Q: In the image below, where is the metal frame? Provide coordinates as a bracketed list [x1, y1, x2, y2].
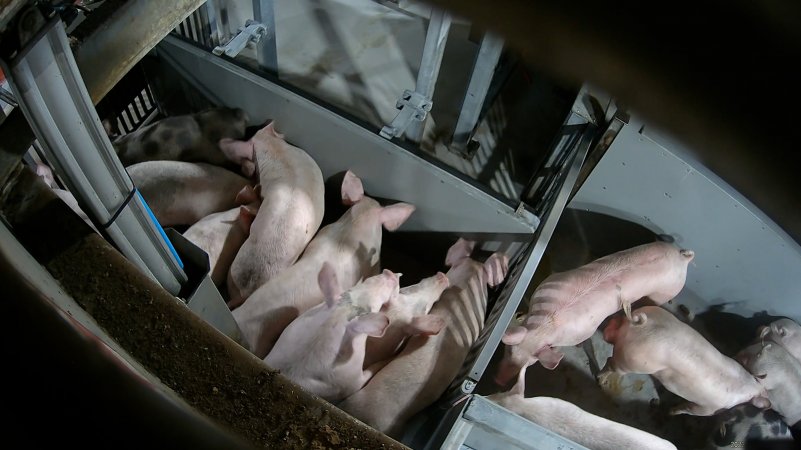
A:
[449, 32, 504, 158]
[404, 7, 451, 143]
[440, 111, 594, 404]
[252, 0, 277, 73]
[430, 395, 588, 450]
[1, 17, 187, 295]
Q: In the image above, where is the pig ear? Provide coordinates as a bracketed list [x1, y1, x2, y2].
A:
[348, 313, 389, 337]
[537, 347, 564, 370]
[502, 325, 527, 345]
[265, 121, 285, 139]
[318, 262, 342, 306]
[405, 315, 446, 336]
[380, 203, 415, 231]
[445, 238, 475, 267]
[341, 170, 364, 205]
[238, 205, 258, 231]
[235, 185, 259, 205]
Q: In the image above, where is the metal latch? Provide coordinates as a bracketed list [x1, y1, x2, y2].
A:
[380, 89, 433, 140]
[212, 20, 269, 58]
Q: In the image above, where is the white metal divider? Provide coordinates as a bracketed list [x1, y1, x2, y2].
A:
[1, 17, 187, 295]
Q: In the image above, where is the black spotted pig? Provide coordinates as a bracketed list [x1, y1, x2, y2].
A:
[231, 171, 414, 357]
[337, 239, 509, 437]
[127, 161, 250, 227]
[113, 107, 249, 167]
[712, 405, 794, 448]
[183, 192, 261, 286]
[487, 373, 677, 450]
[737, 342, 801, 426]
[363, 271, 450, 368]
[224, 122, 325, 305]
[495, 242, 694, 385]
[600, 306, 770, 416]
[264, 264, 398, 403]
[759, 318, 801, 364]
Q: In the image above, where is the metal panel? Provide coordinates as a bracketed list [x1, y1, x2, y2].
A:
[3, 18, 186, 295]
[436, 396, 588, 450]
[571, 120, 801, 323]
[441, 115, 594, 402]
[157, 35, 537, 234]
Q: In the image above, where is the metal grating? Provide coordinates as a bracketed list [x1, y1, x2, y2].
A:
[173, 7, 213, 48]
[95, 64, 159, 136]
[439, 114, 596, 406]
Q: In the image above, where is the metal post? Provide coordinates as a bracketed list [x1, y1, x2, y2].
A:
[405, 8, 451, 143]
[450, 32, 504, 157]
[205, 0, 230, 46]
[252, 0, 278, 74]
[2, 18, 187, 295]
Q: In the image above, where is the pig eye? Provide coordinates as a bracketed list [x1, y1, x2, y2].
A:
[779, 328, 786, 336]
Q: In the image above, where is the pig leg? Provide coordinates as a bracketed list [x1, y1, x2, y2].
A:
[359, 359, 391, 387]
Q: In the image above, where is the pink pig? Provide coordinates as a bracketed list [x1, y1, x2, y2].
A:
[127, 161, 250, 227]
[264, 264, 398, 403]
[223, 122, 325, 305]
[183, 188, 261, 286]
[758, 318, 801, 364]
[736, 342, 801, 426]
[231, 171, 414, 357]
[337, 239, 509, 437]
[600, 306, 770, 416]
[363, 272, 450, 368]
[488, 372, 677, 450]
[495, 241, 694, 385]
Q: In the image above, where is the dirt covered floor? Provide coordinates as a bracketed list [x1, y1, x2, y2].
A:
[1, 167, 406, 450]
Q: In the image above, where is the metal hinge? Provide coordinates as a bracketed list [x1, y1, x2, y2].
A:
[212, 20, 269, 58]
[379, 89, 433, 140]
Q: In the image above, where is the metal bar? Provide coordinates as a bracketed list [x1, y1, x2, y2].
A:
[450, 33, 504, 157]
[459, 114, 593, 392]
[73, 0, 205, 104]
[252, 0, 278, 74]
[2, 18, 186, 295]
[405, 8, 451, 143]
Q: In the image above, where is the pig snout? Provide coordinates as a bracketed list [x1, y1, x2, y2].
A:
[494, 356, 524, 387]
[434, 271, 450, 288]
[680, 249, 695, 260]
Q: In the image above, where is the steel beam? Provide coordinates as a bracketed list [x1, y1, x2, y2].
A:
[252, 0, 277, 74]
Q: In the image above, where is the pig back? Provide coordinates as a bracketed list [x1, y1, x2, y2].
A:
[128, 161, 249, 226]
[613, 307, 765, 411]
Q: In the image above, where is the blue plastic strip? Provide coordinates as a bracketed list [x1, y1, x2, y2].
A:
[135, 189, 184, 269]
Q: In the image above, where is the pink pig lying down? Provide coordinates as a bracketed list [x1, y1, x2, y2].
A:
[758, 318, 801, 364]
[183, 188, 262, 286]
[223, 122, 325, 305]
[363, 272, 450, 368]
[487, 371, 677, 450]
[601, 306, 770, 416]
[264, 264, 399, 403]
[126, 161, 251, 227]
[338, 239, 509, 437]
[231, 171, 415, 357]
[495, 241, 694, 385]
[736, 342, 801, 426]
